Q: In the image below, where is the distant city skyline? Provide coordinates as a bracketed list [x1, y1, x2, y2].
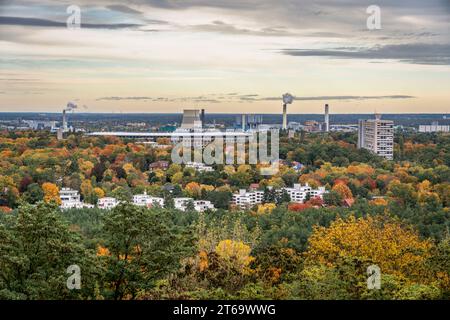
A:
[1, 0, 449, 113]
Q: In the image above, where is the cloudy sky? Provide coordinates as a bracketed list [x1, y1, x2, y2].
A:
[1, 0, 449, 113]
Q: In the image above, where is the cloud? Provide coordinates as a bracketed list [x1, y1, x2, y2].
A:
[0, 16, 143, 29]
[281, 43, 450, 65]
[96, 94, 415, 103]
[261, 95, 415, 101]
[96, 96, 153, 101]
[106, 5, 143, 15]
[189, 20, 291, 36]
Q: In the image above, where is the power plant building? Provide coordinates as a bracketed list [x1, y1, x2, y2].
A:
[181, 109, 202, 130]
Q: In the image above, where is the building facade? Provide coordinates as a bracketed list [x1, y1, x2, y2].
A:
[97, 197, 119, 210]
[358, 114, 394, 160]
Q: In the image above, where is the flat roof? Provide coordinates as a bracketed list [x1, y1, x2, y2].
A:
[87, 131, 252, 137]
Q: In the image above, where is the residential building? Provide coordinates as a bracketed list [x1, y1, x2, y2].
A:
[133, 192, 164, 207]
[60, 187, 80, 203]
[174, 197, 194, 211]
[358, 114, 394, 160]
[173, 198, 215, 212]
[185, 161, 214, 172]
[149, 160, 170, 171]
[193, 200, 215, 212]
[281, 183, 326, 203]
[232, 189, 264, 208]
[232, 183, 327, 208]
[97, 197, 119, 210]
[418, 122, 449, 133]
[59, 188, 94, 209]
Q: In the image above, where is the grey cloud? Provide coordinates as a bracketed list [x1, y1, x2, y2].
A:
[106, 5, 143, 14]
[0, 16, 143, 29]
[281, 43, 450, 65]
[190, 20, 291, 36]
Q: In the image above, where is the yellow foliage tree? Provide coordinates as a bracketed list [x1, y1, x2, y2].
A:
[42, 182, 61, 205]
[256, 203, 277, 215]
[215, 239, 255, 275]
[80, 179, 93, 199]
[93, 187, 105, 199]
[305, 216, 433, 279]
[171, 171, 184, 184]
[77, 159, 94, 177]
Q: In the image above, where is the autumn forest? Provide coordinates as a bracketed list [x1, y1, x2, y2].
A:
[0, 130, 449, 300]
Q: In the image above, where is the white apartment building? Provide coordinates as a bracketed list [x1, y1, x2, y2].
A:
[193, 200, 215, 212]
[185, 161, 214, 172]
[419, 122, 449, 133]
[97, 197, 119, 210]
[232, 189, 264, 209]
[132, 192, 165, 207]
[59, 188, 94, 209]
[358, 114, 394, 160]
[232, 184, 327, 208]
[280, 183, 326, 203]
[173, 198, 215, 212]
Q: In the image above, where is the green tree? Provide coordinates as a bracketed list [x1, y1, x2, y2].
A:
[0, 202, 97, 299]
[99, 203, 194, 299]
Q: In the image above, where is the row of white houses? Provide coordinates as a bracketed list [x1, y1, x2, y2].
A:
[60, 183, 327, 212]
[59, 188, 215, 212]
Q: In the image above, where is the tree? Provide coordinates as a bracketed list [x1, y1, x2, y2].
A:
[23, 183, 44, 204]
[332, 182, 353, 199]
[305, 216, 433, 280]
[256, 203, 276, 215]
[206, 190, 232, 209]
[215, 240, 254, 275]
[276, 189, 291, 205]
[185, 182, 202, 198]
[263, 188, 277, 204]
[387, 181, 417, 207]
[92, 162, 106, 182]
[0, 202, 98, 299]
[42, 182, 61, 205]
[323, 190, 343, 206]
[99, 203, 194, 299]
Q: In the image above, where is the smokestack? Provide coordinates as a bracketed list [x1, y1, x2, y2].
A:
[242, 114, 246, 131]
[325, 104, 329, 132]
[201, 109, 205, 127]
[62, 109, 67, 131]
[282, 104, 287, 130]
[282, 93, 293, 130]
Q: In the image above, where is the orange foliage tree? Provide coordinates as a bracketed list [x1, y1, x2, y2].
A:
[42, 182, 61, 205]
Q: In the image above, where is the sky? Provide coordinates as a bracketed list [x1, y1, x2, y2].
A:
[0, 0, 449, 114]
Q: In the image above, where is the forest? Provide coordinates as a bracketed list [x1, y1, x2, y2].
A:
[0, 129, 449, 300]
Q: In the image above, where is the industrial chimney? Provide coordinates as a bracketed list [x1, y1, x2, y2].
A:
[62, 109, 67, 131]
[242, 114, 246, 131]
[282, 93, 294, 130]
[324, 104, 330, 132]
[201, 109, 205, 128]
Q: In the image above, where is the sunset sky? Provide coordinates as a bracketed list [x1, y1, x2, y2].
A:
[1, 0, 449, 114]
